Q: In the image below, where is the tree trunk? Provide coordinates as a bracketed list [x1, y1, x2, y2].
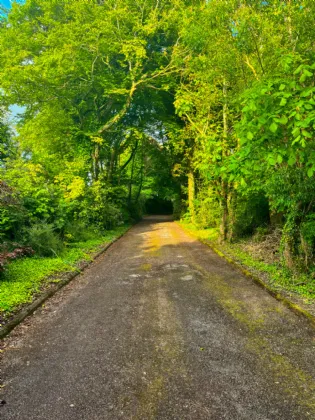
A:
[188, 170, 196, 224]
[227, 189, 237, 242]
[220, 80, 229, 241]
[220, 185, 229, 241]
[282, 211, 299, 270]
[283, 234, 296, 270]
[92, 143, 100, 181]
[135, 166, 143, 203]
[108, 148, 116, 183]
[128, 153, 136, 206]
[135, 144, 144, 203]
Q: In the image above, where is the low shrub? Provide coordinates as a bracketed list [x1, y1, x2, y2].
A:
[25, 223, 64, 257]
[63, 221, 99, 243]
[229, 193, 270, 239]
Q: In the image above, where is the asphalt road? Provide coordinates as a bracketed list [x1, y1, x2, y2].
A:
[1, 216, 315, 419]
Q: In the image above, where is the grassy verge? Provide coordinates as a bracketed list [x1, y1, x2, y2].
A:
[0, 225, 129, 317]
[180, 222, 315, 304]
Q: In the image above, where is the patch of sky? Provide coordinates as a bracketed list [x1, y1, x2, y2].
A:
[231, 20, 238, 38]
[9, 104, 25, 119]
[0, 0, 11, 8]
[0, 1, 26, 126]
[5, 105, 25, 132]
[0, 0, 24, 8]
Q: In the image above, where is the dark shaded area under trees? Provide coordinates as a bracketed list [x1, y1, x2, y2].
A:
[145, 197, 173, 215]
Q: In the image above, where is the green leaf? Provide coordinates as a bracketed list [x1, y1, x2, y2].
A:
[279, 116, 288, 125]
[279, 84, 285, 91]
[302, 130, 312, 138]
[300, 73, 307, 83]
[294, 64, 303, 75]
[269, 122, 278, 133]
[292, 127, 300, 137]
[304, 69, 313, 78]
[288, 155, 296, 166]
[292, 135, 301, 145]
[247, 132, 254, 140]
[300, 88, 313, 97]
[307, 168, 314, 178]
[280, 98, 287, 106]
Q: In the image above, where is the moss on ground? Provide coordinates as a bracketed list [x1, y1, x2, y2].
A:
[192, 259, 315, 414]
[180, 222, 315, 302]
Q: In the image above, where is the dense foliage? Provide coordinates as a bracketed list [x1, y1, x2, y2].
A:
[0, 0, 182, 259]
[1, 0, 315, 275]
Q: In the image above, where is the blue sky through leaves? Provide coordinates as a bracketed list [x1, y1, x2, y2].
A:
[0, 0, 12, 7]
[0, 1, 25, 8]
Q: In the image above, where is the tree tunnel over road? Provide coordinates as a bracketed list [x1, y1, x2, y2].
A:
[145, 196, 173, 215]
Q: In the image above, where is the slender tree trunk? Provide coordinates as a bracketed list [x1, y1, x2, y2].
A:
[300, 231, 312, 270]
[92, 143, 100, 181]
[286, 0, 293, 43]
[220, 81, 229, 241]
[220, 186, 229, 241]
[135, 165, 143, 203]
[135, 144, 144, 203]
[227, 189, 237, 242]
[282, 206, 301, 270]
[128, 153, 136, 206]
[188, 170, 196, 224]
[283, 231, 296, 270]
[108, 148, 116, 183]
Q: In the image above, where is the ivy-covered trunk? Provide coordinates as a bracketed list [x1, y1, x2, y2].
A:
[220, 81, 229, 241]
[92, 143, 100, 181]
[227, 188, 237, 242]
[281, 210, 300, 271]
[188, 170, 196, 224]
[220, 184, 229, 241]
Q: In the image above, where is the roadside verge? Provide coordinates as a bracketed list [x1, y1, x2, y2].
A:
[0, 225, 132, 339]
[179, 223, 315, 326]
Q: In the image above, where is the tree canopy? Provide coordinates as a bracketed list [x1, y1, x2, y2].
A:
[1, 0, 315, 271]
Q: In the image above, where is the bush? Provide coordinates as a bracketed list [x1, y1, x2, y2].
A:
[63, 221, 99, 243]
[78, 180, 125, 229]
[229, 193, 270, 239]
[0, 180, 25, 240]
[25, 223, 64, 257]
[127, 201, 143, 222]
[194, 186, 221, 229]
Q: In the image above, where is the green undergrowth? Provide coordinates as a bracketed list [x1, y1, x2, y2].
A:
[0, 225, 129, 316]
[180, 222, 315, 303]
[179, 222, 220, 242]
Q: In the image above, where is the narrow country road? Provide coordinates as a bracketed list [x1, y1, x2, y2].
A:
[1, 216, 315, 420]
